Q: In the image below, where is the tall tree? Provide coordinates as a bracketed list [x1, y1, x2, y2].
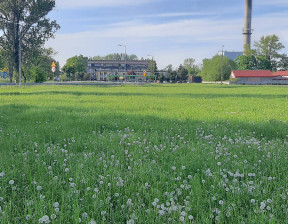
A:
[183, 58, 201, 76]
[0, 0, 60, 82]
[200, 55, 236, 81]
[148, 59, 157, 75]
[254, 34, 285, 71]
[183, 58, 195, 75]
[63, 55, 88, 81]
[176, 64, 188, 82]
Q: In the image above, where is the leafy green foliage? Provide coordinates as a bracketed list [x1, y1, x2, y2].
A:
[236, 34, 286, 71]
[200, 55, 236, 81]
[183, 58, 200, 76]
[92, 53, 139, 61]
[62, 55, 88, 80]
[30, 66, 46, 83]
[148, 59, 157, 76]
[254, 34, 285, 71]
[0, 0, 60, 81]
[176, 64, 188, 82]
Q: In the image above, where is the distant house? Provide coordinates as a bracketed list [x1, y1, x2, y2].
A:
[230, 70, 288, 85]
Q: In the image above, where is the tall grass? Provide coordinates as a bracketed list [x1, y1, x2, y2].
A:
[0, 84, 288, 223]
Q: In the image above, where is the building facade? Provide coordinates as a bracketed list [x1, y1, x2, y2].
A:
[230, 70, 288, 85]
[87, 60, 153, 81]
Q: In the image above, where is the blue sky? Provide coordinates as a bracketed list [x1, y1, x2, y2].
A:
[46, 0, 288, 69]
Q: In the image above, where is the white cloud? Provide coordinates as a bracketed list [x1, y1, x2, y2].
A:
[56, 0, 162, 9]
[46, 17, 242, 69]
[46, 1, 288, 70]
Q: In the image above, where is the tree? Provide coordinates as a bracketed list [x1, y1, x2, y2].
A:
[278, 54, 288, 71]
[184, 58, 196, 76]
[235, 55, 257, 70]
[148, 59, 157, 76]
[128, 54, 138, 60]
[254, 34, 285, 71]
[200, 55, 236, 81]
[0, 0, 60, 82]
[92, 54, 139, 61]
[63, 55, 88, 81]
[176, 64, 188, 82]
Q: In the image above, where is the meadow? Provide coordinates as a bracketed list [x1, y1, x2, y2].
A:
[0, 84, 288, 223]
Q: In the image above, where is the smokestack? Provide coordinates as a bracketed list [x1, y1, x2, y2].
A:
[243, 0, 252, 52]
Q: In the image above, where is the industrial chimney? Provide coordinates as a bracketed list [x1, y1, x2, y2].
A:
[243, 0, 252, 52]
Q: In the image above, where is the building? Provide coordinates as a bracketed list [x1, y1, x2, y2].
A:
[230, 70, 288, 85]
[273, 71, 288, 78]
[224, 51, 243, 61]
[87, 60, 155, 82]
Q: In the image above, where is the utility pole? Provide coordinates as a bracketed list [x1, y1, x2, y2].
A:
[118, 44, 127, 82]
[19, 29, 21, 87]
[147, 54, 154, 82]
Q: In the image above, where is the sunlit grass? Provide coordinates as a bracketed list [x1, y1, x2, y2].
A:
[0, 84, 288, 223]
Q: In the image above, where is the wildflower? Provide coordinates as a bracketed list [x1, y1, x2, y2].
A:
[82, 212, 88, 219]
[70, 183, 76, 188]
[188, 215, 194, 220]
[26, 215, 31, 220]
[127, 199, 133, 206]
[0, 172, 4, 177]
[266, 206, 271, 211]
[36, 186, 43, 191]
[179, 216, 185, 222]
[53, 202, 59, 208]
[171, 166, 176, 170]
[159, 210, 165, 215]
[65, 168, 69, 173]
[89, 220, 97, 224]
[260, 202, 266, 210]
[0, 197, 3, 202]
[267, 199, 272, 204]
[40, 195, 45, 200]
[51, 214, 57, 220]
[181, 211, 187, 216]
[250, 199, 255, 203]
[9, 180, 14, 185]
[38, 215, 50, 223]
[219, 200, 224, 205]
[217, 162, 221, 166]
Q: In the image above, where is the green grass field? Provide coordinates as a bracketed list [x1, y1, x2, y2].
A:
[0, 84, 288, 223]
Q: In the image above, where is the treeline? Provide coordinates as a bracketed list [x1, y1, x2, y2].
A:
[200, 34, 288, 81]
[61, 34, 288, 83]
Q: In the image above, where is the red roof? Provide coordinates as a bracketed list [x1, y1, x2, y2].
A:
[231, 70, 274, 78]
[273, 71, 288, 77]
